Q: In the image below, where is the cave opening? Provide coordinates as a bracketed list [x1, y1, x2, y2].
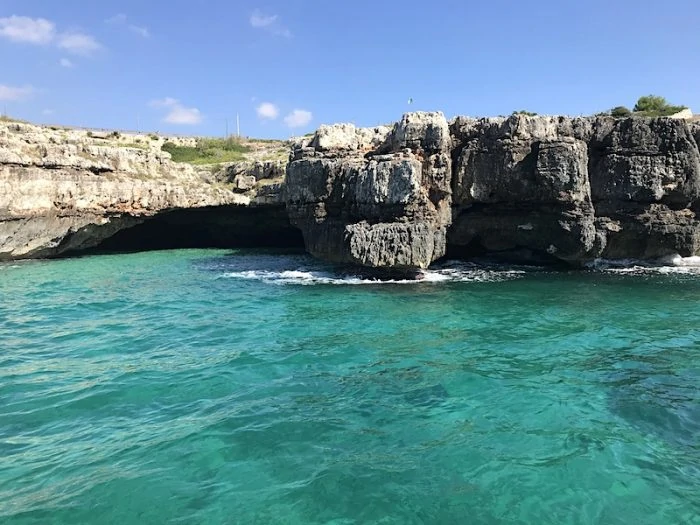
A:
[72, 205, 305, 255]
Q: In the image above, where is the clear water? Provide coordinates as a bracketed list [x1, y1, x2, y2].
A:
[1, 249, 699, 524]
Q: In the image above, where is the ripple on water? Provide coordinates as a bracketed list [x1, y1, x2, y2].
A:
[1, 249, 700, 524]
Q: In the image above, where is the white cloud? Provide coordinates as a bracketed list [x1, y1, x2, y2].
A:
[0, 15, 55, 44]
[59, 57, 74, 68]
[250, 10, 277, 28]
[256, 102, 279, 120]
[284, 109, 312, 128]
[150, 97, 202, 125]
[106, 13, 150, 38]
[0, 84, 35, 101]
[57, 32, 102, 55]
[164, 106, 202, 125]
[250, 9, 291, 37]
[0, 16, 102, 56]
[42, 109, 55, 115]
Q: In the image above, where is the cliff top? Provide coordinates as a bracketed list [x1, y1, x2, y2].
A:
[0, 116, 289, 166]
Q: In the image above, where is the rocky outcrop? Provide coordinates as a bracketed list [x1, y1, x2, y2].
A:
[0, 122, 285, 259]
[447, 115, 700, 264]
[286, 113, 452, 272]
[3, 113, 700, 268]
[287, 113, 700, 269]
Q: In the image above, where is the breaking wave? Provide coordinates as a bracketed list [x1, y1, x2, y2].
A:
[203, 253, 527, 285]
[588, 254, 700, 275]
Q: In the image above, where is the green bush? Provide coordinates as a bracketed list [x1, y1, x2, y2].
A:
[513, 110, 538, 116]
[633, 95, 687, 117]
[610, 106, 632, 118]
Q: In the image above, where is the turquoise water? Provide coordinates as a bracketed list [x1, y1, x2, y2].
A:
[1, 249, 699, 524]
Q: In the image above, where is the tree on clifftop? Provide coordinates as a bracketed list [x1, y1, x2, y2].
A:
[633, 95, 687, 117]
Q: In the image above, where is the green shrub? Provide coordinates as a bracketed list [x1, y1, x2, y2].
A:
[87, 131, 93, 137]
[633, 95, 687, 117]
[513, 110, 538, 116]
[148, 134, 159, 140]
[610, 106, 632, 118]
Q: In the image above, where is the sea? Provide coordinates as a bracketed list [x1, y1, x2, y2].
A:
[1, 249, 699, 524]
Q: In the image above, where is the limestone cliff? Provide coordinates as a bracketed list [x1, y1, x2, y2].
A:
[0, 121, 286, 259]
[449, 115, 700, 263]
[2, 113, 699, 270]
[286, 114, 451, 270]
[288, 113, 700, 270]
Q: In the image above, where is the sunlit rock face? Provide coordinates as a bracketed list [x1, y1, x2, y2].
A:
[286, 112, 452, 272]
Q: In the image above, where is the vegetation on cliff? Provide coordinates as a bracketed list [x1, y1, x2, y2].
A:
[608, 95, 688, 118]
[161, 137, 252, 164]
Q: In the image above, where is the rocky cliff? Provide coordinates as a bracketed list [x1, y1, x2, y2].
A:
[0, 121, 290, 260]
[288, 113, 700, 271]
[2, 113, 699, 270]
[286, 114, 451, 270]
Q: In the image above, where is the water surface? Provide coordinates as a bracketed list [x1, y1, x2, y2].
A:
[1, 249, 699, 524]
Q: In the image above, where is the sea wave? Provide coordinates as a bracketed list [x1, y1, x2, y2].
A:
[219, 260, 526, 285]
[588, 254, 700, 275]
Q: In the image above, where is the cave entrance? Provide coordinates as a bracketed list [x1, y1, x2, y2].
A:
[75, 205, 305, 255]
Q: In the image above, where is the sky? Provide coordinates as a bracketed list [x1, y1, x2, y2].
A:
[1, 0, 699, 138]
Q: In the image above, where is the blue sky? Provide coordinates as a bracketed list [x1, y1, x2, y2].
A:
[1, 0, 698, 138]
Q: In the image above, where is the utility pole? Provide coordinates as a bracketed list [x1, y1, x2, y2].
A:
[236, 113, 240, 137]
[225, 118, 229, 138]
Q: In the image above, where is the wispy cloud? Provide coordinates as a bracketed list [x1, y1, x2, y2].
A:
[250, 11, 277, 28]
[0, 84, 36, 102]
[249, 9, 291, 38]
[57, 32, 102, 55]
[106, 13, 150, 38]
[0, 15, 102, 56]
[150, 97, 202, 125]
[42, 108, 55, 115]
[256, 102, 279, 120]
[284, 109, 312, 128]
[0, 15, 55, 44]
[59, 57, 74, 68]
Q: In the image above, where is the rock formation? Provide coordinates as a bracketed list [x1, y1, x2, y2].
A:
[286, 114, 452, 272]
[2, 113, 700, 269]
[449, 115, 700, 264]
[0, 121, 287, 260]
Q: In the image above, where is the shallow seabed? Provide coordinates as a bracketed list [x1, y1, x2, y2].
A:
[1, 249, 699, 524]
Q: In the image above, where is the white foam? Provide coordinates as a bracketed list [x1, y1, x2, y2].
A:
[589, 254, 700, 275]
[221, 261, 526, 286]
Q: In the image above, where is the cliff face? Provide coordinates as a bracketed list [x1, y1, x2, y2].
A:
[449, 116, 700, 263]
[0, 122, 288, 260]
[2, 114, 699, 268]
[287, 113, 700, 270]
[286, 114, 451, 270]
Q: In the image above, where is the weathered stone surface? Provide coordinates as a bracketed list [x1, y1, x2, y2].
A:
[448, 114, 700, 264]
[286, 112, 452, 272]
[4, 113, 700, 268]
[0, 121, 258, 259]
